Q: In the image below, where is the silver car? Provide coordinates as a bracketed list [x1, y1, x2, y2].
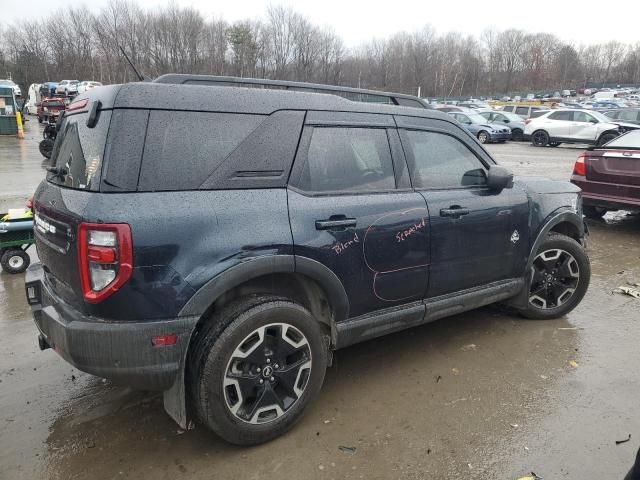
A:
[479, 111, 526, 141]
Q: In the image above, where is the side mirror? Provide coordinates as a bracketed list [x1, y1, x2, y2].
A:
[589, 118, 598, 124]
[504, 119, 510, 123]
[487, 165, 514, 192]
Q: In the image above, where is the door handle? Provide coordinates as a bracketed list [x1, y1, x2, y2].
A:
[440, 206, 470, 218]
[315, 217, 357, 230]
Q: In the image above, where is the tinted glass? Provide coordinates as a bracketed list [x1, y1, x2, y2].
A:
[618, 110, 640, 122]
[515, 107, 529, 115]
[139, 111, 264, 191]
[297, 128, 395, 192]
[573, 111, 595, 123]
[403, 130, 487, 189]
[549, 111, 573, 121]
[48, 111, 112, 191]
[502, 106, 514, 112]
[530, 110, 547, 119]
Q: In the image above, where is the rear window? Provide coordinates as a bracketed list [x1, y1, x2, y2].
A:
[604, 130, 640, 149]
[48, 111, 112, 191]
[515, 107, 529, 116]
[138, 111, 264, 191]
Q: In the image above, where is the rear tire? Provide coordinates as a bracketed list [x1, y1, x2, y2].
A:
[518, 233, 590, 320]
[1, 249, 30, 274]
[583, 205, 607, 219]
[188, 295, 328, 445]
[39, 139, 54, 159]
[549, 142, 561, 147]
[512, 128, 523, 141]
[532, 130, 549, 147]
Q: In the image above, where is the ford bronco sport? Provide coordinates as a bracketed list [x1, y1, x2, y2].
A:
[25, 78, 590, 445]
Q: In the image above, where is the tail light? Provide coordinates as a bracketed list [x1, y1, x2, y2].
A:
[78, 223, 133, 303]
[573, 154, 587, 176]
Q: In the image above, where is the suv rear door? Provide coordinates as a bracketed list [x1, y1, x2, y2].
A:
[396, 116, 530, 297]
[287, 112, 429, 318]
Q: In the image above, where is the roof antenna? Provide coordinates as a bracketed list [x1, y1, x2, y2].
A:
[119, 45, 145, 82]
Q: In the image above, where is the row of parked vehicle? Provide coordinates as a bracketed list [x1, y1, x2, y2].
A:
[435, 100, 640, 147]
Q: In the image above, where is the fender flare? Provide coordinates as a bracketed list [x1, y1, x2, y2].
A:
[525, 210, 585, 273]
[165, 254, 349, 428]
[507, 209, 585, 309]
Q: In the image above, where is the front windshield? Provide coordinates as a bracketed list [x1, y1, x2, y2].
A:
[501, 112, 522, 121]
[591, 111, 615, 122]
[466, 113, 490, 123]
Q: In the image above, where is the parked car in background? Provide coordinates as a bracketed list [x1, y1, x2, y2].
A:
[502, 104, 550, 119]
[570, 130, 640, 218]
[602, 108, 640, 125]
[479, 110, 526, 141]
[458, 100, 490, 109]
[434, 105, 474, 113]
[0, 79, 21, 96]
[524, 109, 640, 147]
[36, 98, 66, 123]
[55, 80, 80, 96]
[448, 111, 511, 143]
[77, 81, 103, 93]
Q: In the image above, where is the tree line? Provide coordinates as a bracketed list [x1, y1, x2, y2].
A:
[1, 1, 639, 98]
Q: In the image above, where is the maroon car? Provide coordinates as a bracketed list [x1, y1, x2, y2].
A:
[571, 130, 640, 218]
[37, 98, 66, 123]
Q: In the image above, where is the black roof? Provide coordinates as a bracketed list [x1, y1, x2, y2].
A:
[82, 82, 450, 122]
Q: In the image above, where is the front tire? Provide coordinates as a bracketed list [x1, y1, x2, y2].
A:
[518, 233, 590, 320]
[39, 139, 54, 159]
[532, 130, 549, 147]
[188, 295, 328, 445]
[512, 128, 523, 141]
[597, 132, 618, 146]
[477, 131, 489, 144]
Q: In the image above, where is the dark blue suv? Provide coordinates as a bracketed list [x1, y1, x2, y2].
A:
[25, 78, 590, 445]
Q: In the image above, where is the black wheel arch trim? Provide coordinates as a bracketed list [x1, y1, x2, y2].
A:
[506, 209, 585, 309]
[165, 254, 349, 428]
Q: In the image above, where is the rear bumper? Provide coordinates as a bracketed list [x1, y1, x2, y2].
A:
[571, 176, 640, 212]
[25, 263, 197, 390]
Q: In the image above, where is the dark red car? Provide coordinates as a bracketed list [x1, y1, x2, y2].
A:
[37, 98, 66, 123]
[571, 130, 640, 218]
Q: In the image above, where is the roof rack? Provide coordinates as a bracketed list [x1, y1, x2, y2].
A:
[153, 74, 432, 110]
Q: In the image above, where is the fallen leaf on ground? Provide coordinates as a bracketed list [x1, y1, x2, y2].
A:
[569, 360, 579, 368]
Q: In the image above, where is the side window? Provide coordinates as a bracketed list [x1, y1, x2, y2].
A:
[395, 97, 425, 109]
[494, 114, 506, 122]
[548, 111, 573, 121]
[457, 114, 471, 124]
[573, 112, 595, 123]
[138, 111, 264, 191]
[515, 106, 529, 116]
[503, 106, 514, 113]
[618, 110, 638, 122]
[403, 130, 487, 189]
[295, 127, 396, 193]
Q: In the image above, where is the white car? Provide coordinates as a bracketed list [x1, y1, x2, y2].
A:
[524, 109, 640, 147]
[77, 81, 103, 94]
[55, 80, 80, 96]
[0, 79, 21, 96]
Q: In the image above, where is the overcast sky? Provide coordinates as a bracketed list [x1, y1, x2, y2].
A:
[4, 0, 640, 47]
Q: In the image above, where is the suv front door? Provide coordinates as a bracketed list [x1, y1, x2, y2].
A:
[571, 111, 600, 142]
[287, 113, 430, 318]
[396, 118, 530, 298]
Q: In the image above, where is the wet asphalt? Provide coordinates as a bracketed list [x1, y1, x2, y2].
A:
[1, 120, 639, 479]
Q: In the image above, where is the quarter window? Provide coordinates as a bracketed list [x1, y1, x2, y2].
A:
[515, 107, 529, 116]
[403, 130, 487, 189]
[296, 127, 396, 192]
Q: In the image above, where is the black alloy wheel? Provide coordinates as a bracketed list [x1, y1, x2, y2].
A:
[528, 248, 580, 310]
